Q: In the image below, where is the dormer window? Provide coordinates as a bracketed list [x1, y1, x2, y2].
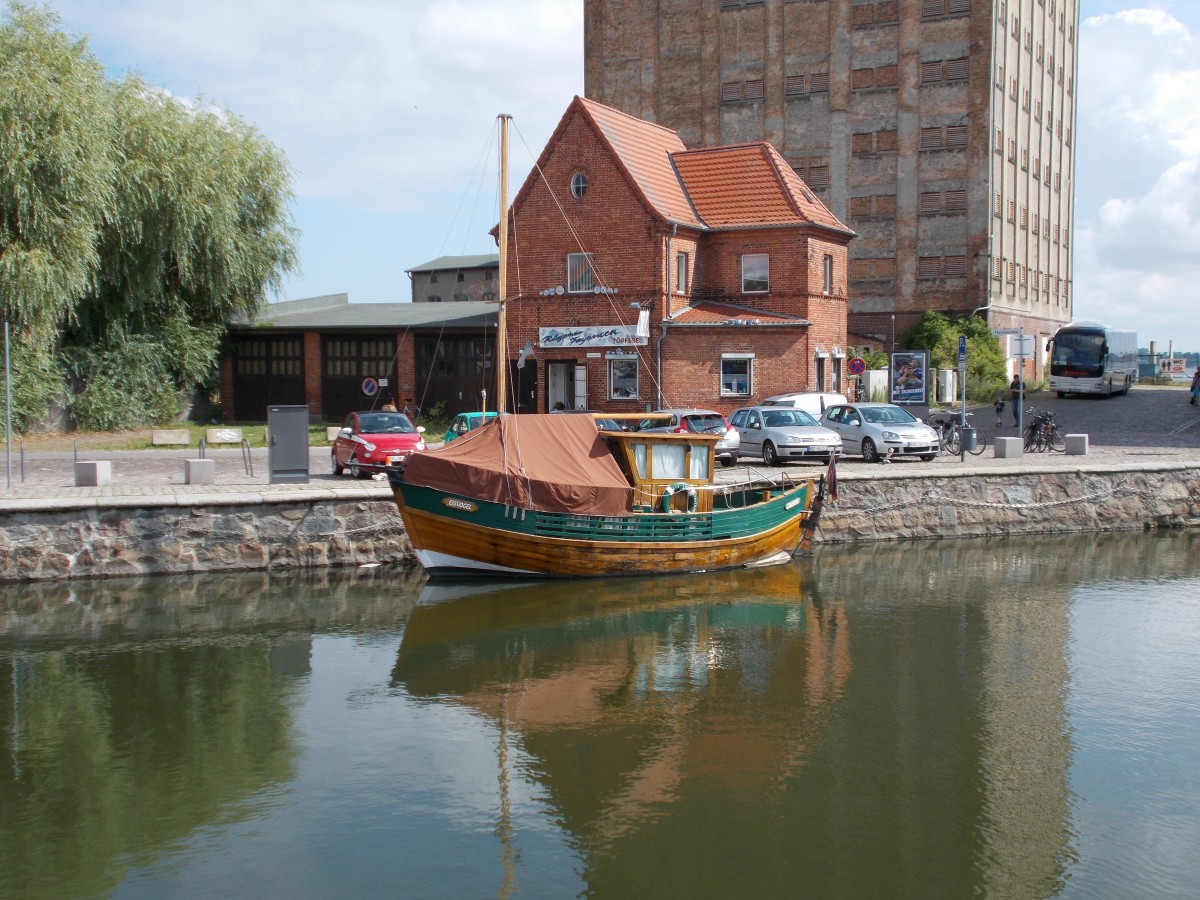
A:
[571, 172, 588, 198]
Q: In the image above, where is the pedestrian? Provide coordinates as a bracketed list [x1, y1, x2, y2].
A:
[994, 392, 1005, 427]
[1190, 370, 1200, 406]
[1009, 374, 1023, 426]
[380, 396, 397, 412]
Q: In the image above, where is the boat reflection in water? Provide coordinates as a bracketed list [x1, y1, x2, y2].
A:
[392, 553, 1073, 898]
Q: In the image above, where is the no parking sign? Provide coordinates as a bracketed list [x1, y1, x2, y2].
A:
[848, 357, 866, 376]
[361, 377, 379, 397]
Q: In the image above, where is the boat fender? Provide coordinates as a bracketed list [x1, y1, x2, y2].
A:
[660, 481, 698, 513]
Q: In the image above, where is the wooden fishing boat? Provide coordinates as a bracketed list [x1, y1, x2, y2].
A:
[390, 412, 824, 577]
[388, 114, 826, 578]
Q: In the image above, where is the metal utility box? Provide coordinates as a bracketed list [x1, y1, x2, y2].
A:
[268, 405, 310, 484]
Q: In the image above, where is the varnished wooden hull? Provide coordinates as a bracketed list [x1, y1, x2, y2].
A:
[391, 479, 821, 578]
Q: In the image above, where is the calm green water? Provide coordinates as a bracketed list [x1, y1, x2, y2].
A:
[2, 533, 1198, 899]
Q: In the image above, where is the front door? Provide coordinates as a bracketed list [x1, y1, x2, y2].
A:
[547, 361, 574, 411]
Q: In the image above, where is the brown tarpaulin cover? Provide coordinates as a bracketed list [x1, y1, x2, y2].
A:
[403, 414, 634, 515]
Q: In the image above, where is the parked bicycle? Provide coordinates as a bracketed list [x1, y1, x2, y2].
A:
[1022, 408, 1066, 452]
[930, 412, 987, 456]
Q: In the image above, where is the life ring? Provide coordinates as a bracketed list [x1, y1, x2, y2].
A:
[660, 481, 698, 513]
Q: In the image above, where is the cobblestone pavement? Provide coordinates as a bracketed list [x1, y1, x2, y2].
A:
[1, 386, 1198, 503]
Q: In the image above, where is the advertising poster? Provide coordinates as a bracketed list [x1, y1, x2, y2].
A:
[889, 351, 928, 404]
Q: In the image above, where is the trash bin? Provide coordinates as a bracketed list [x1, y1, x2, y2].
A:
[961, 427, 978, 453]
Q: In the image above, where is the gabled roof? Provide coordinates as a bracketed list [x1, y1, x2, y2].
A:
[575, 97, 703, 228]
[407, 254, 499, 274]
[518, 96, 851, 238]
[672, 143, 852, 235]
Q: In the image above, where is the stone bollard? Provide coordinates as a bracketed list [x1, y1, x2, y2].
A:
[1065, 433, 1089, 455]
[185, 458, 216, 485]
[994, 436, 1023, 459]
[74, 460, 112, 486]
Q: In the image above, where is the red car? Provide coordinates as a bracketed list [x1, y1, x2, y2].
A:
[331, 411, 426, 477]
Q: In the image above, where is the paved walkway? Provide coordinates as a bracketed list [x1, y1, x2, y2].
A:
[1, 386, 1197, 505]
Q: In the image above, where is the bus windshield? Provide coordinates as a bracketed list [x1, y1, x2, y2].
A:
[1050, 332, 1104, 375]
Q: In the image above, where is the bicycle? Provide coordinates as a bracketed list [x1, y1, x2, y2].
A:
[1022, 408, 1066, 452]
[931, 412, 987, 456]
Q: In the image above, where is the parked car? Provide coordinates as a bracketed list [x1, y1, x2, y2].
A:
[332, 411, 426, 477]
[443, 411, 500, 444]
[635, 408, 740, 466]
[729, 405, 842, 466]
[758, 391, 847, 418]
[550, 409, 629, 431]
[819, 402, 939, 463]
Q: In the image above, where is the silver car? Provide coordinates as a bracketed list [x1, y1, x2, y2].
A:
[729, 405, 842, 466]
[820, 402, 940, 463]
[636, 408, 740, 466]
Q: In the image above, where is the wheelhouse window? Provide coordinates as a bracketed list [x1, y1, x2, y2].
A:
[721, 355, 753, 397]
[741, 253, 769, 293]
[567, 252, 595, 293]
[609, 357, 638, 399]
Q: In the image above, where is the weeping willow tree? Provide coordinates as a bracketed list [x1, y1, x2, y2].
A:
[0, 2, 297, 432]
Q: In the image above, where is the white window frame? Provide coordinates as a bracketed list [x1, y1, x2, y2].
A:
[608, 356, 639, 400]
[567, 252, 595, 293]
[570, 172, 588, 198]
[823, 254, 834, 295]
[741, 253, 769, 293]
[720, 353, 754, 397]
[675, 251, 688, 294]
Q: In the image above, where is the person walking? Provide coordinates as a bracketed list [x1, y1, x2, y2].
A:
[1009, 374, 1023, 426]
[994, 392, 1006, 427]
[1190, 369, 1200, 406]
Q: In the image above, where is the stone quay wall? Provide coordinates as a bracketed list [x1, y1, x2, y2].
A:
[0, 461, 1197, 582]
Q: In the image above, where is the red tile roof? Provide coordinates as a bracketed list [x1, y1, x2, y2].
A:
[574, 97, 851, 237]
[673, 143, 851, 234]
[576, 98, 703, 228]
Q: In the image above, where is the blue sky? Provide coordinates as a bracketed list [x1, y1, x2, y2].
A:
[41, 0, 1200, 352]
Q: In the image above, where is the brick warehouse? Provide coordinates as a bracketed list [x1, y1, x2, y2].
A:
[500, 96, 854, 416]
[583, 0, 1079, 377]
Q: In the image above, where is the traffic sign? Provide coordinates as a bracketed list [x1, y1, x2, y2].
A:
[361, 377, 379, 397]
[848, 356, 866, 376]
[957, 335, 967, 362]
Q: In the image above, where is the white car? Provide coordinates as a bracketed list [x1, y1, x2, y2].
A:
[820, 402, 940, 463]
[729, 406, 842, 466]
[758, 391, 847, 419]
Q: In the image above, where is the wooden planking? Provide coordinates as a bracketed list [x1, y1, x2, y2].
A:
[398, 501, 807, 577]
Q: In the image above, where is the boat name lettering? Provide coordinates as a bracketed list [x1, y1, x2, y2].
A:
[442, 497, 478, 513]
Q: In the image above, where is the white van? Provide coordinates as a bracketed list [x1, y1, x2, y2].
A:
[758, 391, 847, 418]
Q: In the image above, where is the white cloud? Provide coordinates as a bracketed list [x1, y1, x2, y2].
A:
[1075, 5, 1200, 348]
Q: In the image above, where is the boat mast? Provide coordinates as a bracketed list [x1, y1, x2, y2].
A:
[495, 113, 511, 414]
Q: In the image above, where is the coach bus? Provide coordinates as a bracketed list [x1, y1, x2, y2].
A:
[1046, 322, 1139, 397]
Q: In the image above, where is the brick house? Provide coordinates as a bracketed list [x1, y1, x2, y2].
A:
[501, 96, 854, 415]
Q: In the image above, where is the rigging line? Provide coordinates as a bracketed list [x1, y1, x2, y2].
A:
[435, 120, 499, 262]
[509, 119, 666, 402]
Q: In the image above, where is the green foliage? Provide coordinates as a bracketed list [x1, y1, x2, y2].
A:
[0, 2, 113, 342]
[849, 346, 888, 370]
[0, 338, 61, 431]
[0, 3, 297, 433]
[63, 337, 183, 430]
[900, 311, 1009, 401]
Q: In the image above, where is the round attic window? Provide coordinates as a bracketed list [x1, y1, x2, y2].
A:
[570, 172, 588, 198]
